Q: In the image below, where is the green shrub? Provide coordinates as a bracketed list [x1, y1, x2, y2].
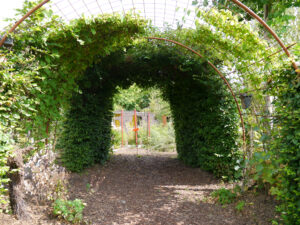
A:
[248, 68, 300, 224]
[111, 128, 122, 149]
[249, 151, 280, 190]
[113, 84, 151, 111]
[139, 123, 175, 152]
[53, 198, 85, 224]
[235, 200, 246, 212]
[211, 188, 237, 205]
[266, 69, 300, 224]
[0, 129, 13, 211]
[56, 68, 115, 172]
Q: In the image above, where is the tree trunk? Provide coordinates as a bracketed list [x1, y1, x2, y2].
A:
[7, 147, 33, 220]
[264, 4, 270, 21]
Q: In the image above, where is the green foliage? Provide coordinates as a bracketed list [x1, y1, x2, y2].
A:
[58, 41, 240, 179]
[52, 198, 85, 224]
[139, 123, 176, 152]
[206, 0, 299, 25]
[111, 128, 122, 149]
[1, 3, 272, 179]
[1, 2, 297, 222]
[266, 68, 300, 224]
[235, 200, 246, 212]
[56, 68, 115, 172]
[211, 188, 237, 205]
[0, 128, 13, 210]
[148, 89, 172, 122]
[114, 84, 151, 111]
[1, 1, 146, 144]
[247, 68, 300, 224]
[249, 151, 281, 190]
[1, 3, 146, 172]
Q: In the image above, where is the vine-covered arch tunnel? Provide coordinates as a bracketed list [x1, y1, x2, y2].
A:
[0, 1, 299, 223]
[57, 44, 240, 179]
[1, 0, 298, 76]
[1, 0, 297, 155]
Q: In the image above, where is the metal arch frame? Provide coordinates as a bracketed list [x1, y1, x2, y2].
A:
[0, 0, 297, 68]
[0, 0, 50, 47]
[229, 0, 299, 73]
[0, 0, 298, 146]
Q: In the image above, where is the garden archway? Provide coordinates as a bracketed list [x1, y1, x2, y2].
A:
[1, 1, 299, 223]
[1, 0, 298, 149]
[57, 44, 240, 179]
[1, 0, 298, 180]
[1, 0, 298, 154]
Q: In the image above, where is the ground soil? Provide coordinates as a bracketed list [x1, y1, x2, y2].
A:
[0, 148, 278, 225]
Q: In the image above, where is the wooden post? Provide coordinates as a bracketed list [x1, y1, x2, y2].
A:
[162, 115, 167, 126]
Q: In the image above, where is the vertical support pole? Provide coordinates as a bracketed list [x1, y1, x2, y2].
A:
[162, 115, 167, 126]
[121, 109, 124, 148]
[134, 109, 138, 148]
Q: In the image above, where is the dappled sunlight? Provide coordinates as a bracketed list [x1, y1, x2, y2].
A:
[63, 149, 277, 224]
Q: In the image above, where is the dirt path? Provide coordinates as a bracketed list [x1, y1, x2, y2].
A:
[0, 148, 277, 224]
[66, 148, 277, 225]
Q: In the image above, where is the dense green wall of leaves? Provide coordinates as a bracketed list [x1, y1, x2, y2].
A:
[268, 69, 300, 224]
[57, 44, 240, 179]
[56, 68, 115, 172]
[0, 127, 13, 209]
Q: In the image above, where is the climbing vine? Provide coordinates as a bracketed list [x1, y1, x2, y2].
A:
[265, 68, 300, 224]
[1, 1, 297, 222]
[0, 1, 146, 142]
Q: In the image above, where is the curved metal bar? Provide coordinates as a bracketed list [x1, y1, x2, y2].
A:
[146, 36, 246, 147]
[0, 0, 50, 48]
[229, 0, 299, 74]
[1, 0, 297, 74]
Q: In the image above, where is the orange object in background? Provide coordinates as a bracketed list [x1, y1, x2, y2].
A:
[133, 128, 139, 132]
[162, 115, 167, 126]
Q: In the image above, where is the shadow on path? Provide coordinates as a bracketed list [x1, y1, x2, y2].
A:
[68, 149, 276, 225]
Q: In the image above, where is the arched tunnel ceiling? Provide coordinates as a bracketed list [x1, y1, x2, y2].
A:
[44, 0, 298, 70]
[47, 0, 198, 29]
[0, 0, 297, 74]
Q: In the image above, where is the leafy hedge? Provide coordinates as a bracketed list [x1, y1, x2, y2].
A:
[56, 68, 115, 172]
[0, 128, 13, 210]
[57, 43, 240, 179]
[269, 69, 300, 224]
[139, 123, 176, 152]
